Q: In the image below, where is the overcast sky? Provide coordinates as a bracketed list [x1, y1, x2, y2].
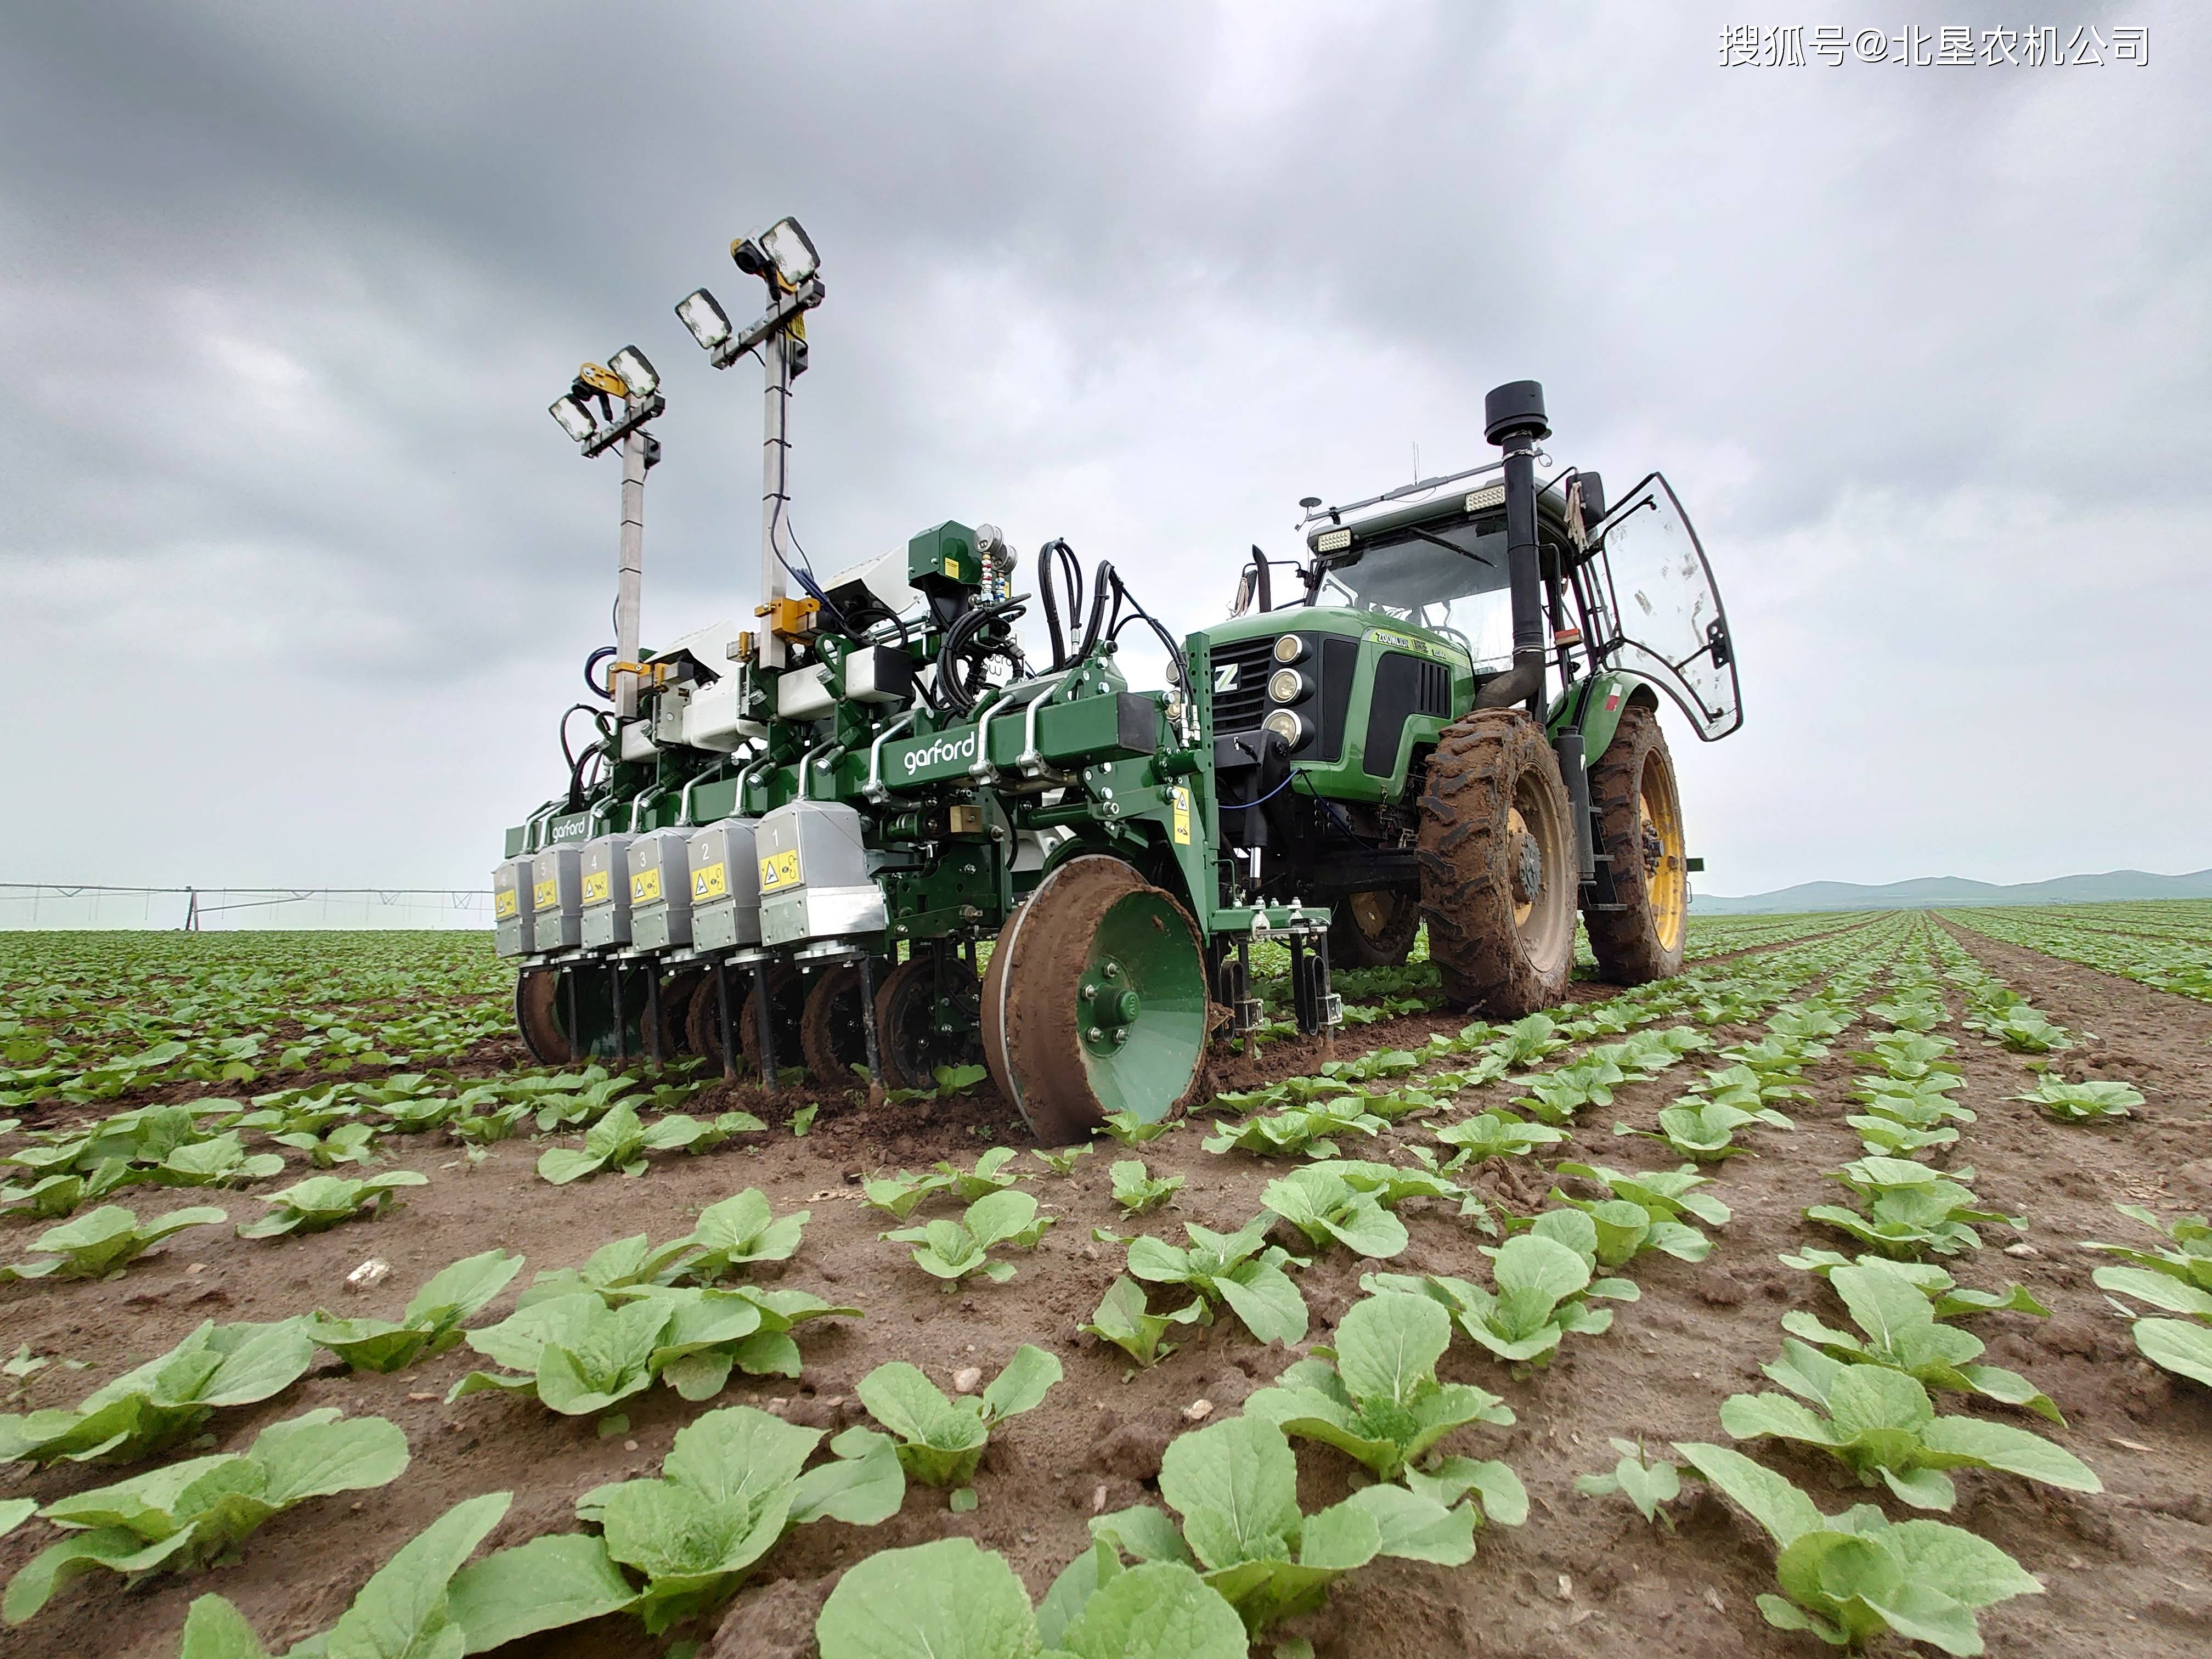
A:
[3, 0, 2203, 899]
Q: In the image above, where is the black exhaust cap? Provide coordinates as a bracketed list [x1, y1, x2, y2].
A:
[1483, 380, 1550, 445]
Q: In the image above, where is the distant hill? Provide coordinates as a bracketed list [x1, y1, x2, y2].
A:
[1690, 869, 2212, 915]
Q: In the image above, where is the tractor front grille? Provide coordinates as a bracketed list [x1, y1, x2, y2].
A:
[1205, 635, 1280, 733]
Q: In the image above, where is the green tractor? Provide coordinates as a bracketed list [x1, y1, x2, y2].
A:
[494, 218, 1742, 1142]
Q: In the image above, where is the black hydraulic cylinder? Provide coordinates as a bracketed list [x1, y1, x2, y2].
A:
[1485, 380, 1553, 714]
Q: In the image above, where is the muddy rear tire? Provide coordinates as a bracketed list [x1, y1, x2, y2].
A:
[981, 855, 1208, 1145]
[1584, 701, 1688, 983]
[1327, 888, 1421, 969]
[1415, 708, 1578, 1016]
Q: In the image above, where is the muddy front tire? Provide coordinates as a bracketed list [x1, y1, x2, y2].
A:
[1415, 708, 1579, 1017]
[980, 855, 1209, 1145]
[1327, 889, 1421, 969]
[1584, 701, 1688, 984]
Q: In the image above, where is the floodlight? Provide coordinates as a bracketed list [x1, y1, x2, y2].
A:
[550, 394, 599, 443]
[1267, 667, 1308, 704]
[676, 288, 733, 349]
[608, 345, 659, 398]
[760, 217, 820, 285]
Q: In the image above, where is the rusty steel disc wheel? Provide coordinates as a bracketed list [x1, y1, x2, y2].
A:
[1416, 708, 1578, 1016]
[981, 855, 1209, 1145]
[685, 962, 807, 1079]
[799, 962, 877, 1087]
[1584, 700, 1689, 983]
[874, 952, 983, 1091]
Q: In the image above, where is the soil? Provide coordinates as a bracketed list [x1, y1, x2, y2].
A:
[4, 921, 2211, 1659]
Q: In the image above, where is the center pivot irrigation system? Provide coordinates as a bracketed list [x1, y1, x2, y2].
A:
[494, 217, 1744, 1142]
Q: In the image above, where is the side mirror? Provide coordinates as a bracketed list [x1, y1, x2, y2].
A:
[1229, 568, 1255, 617]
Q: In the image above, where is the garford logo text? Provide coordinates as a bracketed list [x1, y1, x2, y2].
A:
[900, 732, 978, 777]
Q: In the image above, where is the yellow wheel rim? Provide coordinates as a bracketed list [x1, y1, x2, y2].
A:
[1639, 755, 1687, 953]
[1506, 806, 1534, 929]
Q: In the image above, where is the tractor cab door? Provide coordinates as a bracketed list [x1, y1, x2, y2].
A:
[1584, 473, 1742, 740]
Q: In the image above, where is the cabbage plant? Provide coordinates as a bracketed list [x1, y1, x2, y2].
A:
[1773, 1259, 2059, 1419]
[856, 1344, 1060, 1494]
[817, 1536, 1246, 1659]
[882, 1189, 1052, 1284]
[1109, 1159, 1183, 1215]
[1245, 1290, 1522, 1518]
[1081, 1276, 1208, 1370]
[675, 1188, 810, 1280]
[2013, 1076, 2141, 1123]
[1435, 1111, 1567, 1163]
[1091, 1414, 1474, 1638]
[1125, 1218, 1308, 1345]
[450, 1284, 854, 1412]
[1257, 1165, 1407, 1259]
[1365, 1233, 1633, 1370]
[1718, 1364, 2098, 1511]
[534, 1102, 760, 1183]
[173, 1489, 511, 1659]
[2084, 1201, 2212, 1291]
[1, 1203, 225, 1282]
[238, 1170, 427, 1238]
[1677, 1441, 2041, 1654]
[1776, 1247, 2049, 1319]
[2091, 1266, 2212, 1388]
[3, 1408, 406, 1623]
[1200, 1098, 1385, 1158]
[1804, 1157, 2020, 1260]
[304, 1247, 524, 1372]
[445, 1407, 903, 1643]
[0, 1318, 314, 1465]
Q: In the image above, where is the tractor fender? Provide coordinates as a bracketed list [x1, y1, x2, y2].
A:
[1554, 672, 1657, 764]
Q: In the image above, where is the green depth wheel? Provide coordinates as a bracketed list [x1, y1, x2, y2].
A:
[981, 856, 1209, 1144]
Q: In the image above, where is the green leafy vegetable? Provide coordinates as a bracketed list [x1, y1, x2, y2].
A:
[1, 1203, 225, 1282]
[2011, 1076, 2141, 1123]
[882, 1189, 1052, 1284]
[173, 1488, 512, 1658]
[1080, 1276, 1209, 1370]
[1365, 1233, 1632, 1369]
[1091, 1414, 1472, 1638]
[1245, 1290, 1520, 1512]
[447, 1406, 903, 1643]
[0, 1318, 315, 1466]
[303, 1248, 525, 1373]
[237, 1171, 428, 1239]
[1573, 1439, 1681, 1526]
[1718, 1363, 2098, 1511]
[3, 1409, 407, 1623]
[676, 1189, 810, 1280]
[1677, 1441, 2042, 1654]
[1109, 1159, 1184, 1214]
[1434, 1111, 1566, 1163]
[818, 1536, 1248, 1659]
[857, 1344, 1062, 1489]
[1771, 1259, 2060, 1420]
[1804, 1158, 2021, 1260]
[1126, 1218, 1308, 1345]
[1258, 1165, 1408, 1259]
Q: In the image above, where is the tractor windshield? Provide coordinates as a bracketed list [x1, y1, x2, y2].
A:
[1314, 521, 1512, 668]
[1585, 472, 1742, 740]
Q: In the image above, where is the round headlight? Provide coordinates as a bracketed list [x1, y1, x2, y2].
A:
[1272, 634, 1307, 664]
[1268, 667, 1308, 703]
[1261, 709, 1308, 749]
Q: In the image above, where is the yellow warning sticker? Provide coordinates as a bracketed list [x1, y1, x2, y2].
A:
[759, 848, 802, 892]
[632, 866, 662, 905]
[692, 861, 727, 901]
[582, 870, 610, 905]
[494, 888, 519, 919]
[533, 878, 558, 912]
[944, 556, 961, 579]
[1170, 785, 1192, 845]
